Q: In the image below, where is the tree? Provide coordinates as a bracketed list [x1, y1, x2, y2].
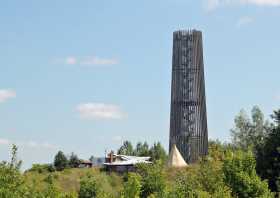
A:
[69, 152, 80, 168]
[167, 143, 232, 198]
[117, 141, 134, 155]
[231, 106, 270, 151]
[256, 109, 280, 192]
[137, 161, 166, 197]
[79, 175, 107, 198]
[79, 175, 98, 198]
[271, 109, 280, 125]
[89, 156, 94, 163]
[223, 150, 273, 198]
[0, 145, 26, 198]
[134, 142, 150, 156]
[122, 173, 142, 198]
[54, 151, 68, 171]
[149, 142, 168, 162]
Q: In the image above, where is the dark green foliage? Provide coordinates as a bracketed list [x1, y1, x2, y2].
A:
[89, 156, 94, 163]
[28, 163, 55, 173]
[0, 145, 26, 198]
[117, 141, 168, 163]
[135, 142, 150, 156]
[54, 151, 69, 171]
[167, 142, 232, 198]
[223, 150, 273, 198]
[79, 175, 98, 198]
[137, 161, 166, 198]
[122, 173, 142, 198]
[118, 141, 134, 156]
[256, 110, 280, 192]
[149, 142, 168, 163]
[78, 175, 102, 198]
[231, 106, 270, 151]
[271, 109, 280, 125]
[69, 152, 80, 168]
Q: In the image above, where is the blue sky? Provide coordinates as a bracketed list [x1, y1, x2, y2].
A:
[0, 0, 279, 169]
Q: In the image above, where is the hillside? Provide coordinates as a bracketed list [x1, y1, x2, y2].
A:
[24, 168, 124, 197]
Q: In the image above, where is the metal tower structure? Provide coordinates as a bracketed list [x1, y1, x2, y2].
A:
[169, 29, 208, 163]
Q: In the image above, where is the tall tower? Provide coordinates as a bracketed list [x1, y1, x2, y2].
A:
[169, 29, 208, 163]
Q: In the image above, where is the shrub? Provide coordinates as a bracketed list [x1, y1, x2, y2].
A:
[223, 150, 273, 198]
[122, 173, 142, 198]
[137, 161, 166, 197]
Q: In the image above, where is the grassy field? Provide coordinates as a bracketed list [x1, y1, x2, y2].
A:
[24, 168, 124, 196]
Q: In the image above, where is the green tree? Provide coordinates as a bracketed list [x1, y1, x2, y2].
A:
[69, 152, 80, 168]
[79, 175, 102, 198]
[89, 156, 94, 163]
[256, 109, 280, 192]
[122, 173, 142, 198]
[134, 142, 149, 156]
[231, 106, 270, 150]
[223, 150, 273, 198]
[0, 145, 26, 198]
[149, 142, 168, 162]
[42, 174, 62, 198]
[54, 151, 68, 171]
[118, 141, 134, 156]
[168, 143, 232, 198]
[137, 161, 166, 198]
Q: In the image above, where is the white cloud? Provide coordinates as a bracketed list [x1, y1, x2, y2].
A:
[241, 0, 280, 6]
[61, 56, 118, 66]
[0, 89, 16, 103]
[77, 103, 125, 120]
[0, 138, 10, 145]
[205, 0, 280, 10]
[236, 16, 254, 27]
[80, 56, 118, 65]
[0, 137, 57, 149]
[65, 57, 77, 65]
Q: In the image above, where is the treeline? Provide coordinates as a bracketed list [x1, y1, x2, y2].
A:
[0, 106, 279, 198]
[117, 141, 168, 162]
[230, 106, 280, 193]
[29, 151, 94, 173]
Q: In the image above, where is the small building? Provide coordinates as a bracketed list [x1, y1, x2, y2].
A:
[78, 160, 93, 168]
[103, 152, 151, 172]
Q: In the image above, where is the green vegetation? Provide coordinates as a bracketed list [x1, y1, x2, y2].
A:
[118, 141, 168, 163]
[54, 151, 69, 171]
[0, 106, 279, 197]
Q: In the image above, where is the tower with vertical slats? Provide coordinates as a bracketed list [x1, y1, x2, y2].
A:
[169, 29, 208, 163]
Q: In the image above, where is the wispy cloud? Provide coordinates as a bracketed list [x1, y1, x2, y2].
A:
[59, 56, 118, 66]
[0, 89, 16, 103]
[0, 138, 57, 149]
[242, 0, 280, 6]
[0, 138, 10, 145]
[236, 16, 254, 27]
[77, 103, 126, 120]
[204, 0, 280, 11]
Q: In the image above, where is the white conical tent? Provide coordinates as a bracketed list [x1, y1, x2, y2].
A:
[168, 144, 188, 167]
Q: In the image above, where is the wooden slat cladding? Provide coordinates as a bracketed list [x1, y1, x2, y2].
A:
[169, 30, 208, 163]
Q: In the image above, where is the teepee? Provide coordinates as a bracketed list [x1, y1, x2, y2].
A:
[168, 144, 188, 168]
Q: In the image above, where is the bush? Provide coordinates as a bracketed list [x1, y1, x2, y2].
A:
[54, 151, 69, 171]
[223, 150, 273, 198]
[79, 175, 103, 198]
[28, 164, 55, 173]
[122, 173, 142, 198]
[137, 161, 166, 197]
